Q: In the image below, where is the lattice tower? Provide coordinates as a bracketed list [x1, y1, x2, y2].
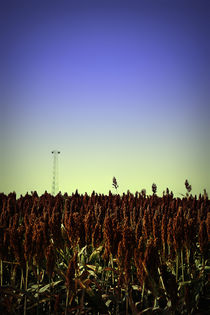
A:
[51, 150, 60, 196]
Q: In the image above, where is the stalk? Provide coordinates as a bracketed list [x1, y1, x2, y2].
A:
[141, 282, 145, 303]
[176, 253, 179, 282]
[49, 277, 52, 315]
[24, 261, 29, 315]
[79, 288, 85, 314]
[168, 244, 170, 257]
[186, 248, 190, 275]
[65, 289, 69, 315]
[37, 266, 40, 315]
[11, 263, 17, 286]
[110, 254, 114, 285]
[0, 259, 3, 286]
[202, 256, 205, 278]
[153, 297, 158, 308]
[128, 288, 137, 315]
[24, 294, 27, 315]
[125, 287, 129, 315]
[162, 243, 166, 261]
[202, 256, 205, 270]
[116, 301, 120, 315]
[181, 248, 184, 282]
[158, 267, 166, 291]
[20, 268, 24, 290]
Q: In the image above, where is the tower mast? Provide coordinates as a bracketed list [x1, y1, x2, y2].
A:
[51, 150, 60, 195]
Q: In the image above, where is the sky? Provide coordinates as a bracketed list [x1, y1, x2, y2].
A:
[1, 0, 210, 197]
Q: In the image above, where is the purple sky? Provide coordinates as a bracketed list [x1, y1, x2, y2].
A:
[1, 0, 210, 196]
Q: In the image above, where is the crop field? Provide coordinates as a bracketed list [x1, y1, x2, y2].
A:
[0, 188, 209, 314]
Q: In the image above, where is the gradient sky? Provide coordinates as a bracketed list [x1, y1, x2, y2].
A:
[1, 0, 210, 197]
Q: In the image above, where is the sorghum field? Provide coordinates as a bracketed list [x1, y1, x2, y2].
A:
[0, 187, 209, 314]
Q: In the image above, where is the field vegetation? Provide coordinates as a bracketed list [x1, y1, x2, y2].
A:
[0, 181, 209, 314]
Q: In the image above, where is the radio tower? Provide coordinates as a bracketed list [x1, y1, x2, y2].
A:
[51, 150, 60, 196]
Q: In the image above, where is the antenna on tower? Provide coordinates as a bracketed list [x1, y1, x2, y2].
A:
[51, 150, 60, 196]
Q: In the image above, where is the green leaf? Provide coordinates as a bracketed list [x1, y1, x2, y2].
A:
[39, 280, 62, 293]
[89, 245, 104, 262]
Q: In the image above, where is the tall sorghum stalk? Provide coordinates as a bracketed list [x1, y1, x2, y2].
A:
[49, 277, 52, 315]
[79, 288, 85, 315]
[65, 253, 77, 315]
[20, 268, 24, 289]
[167, 218, 174, 260]
[161, 215, 168, 261]
[199, 220, 208, 272]
[65, 289, 69, 315]
[103, 214, 116, 284]
[176, 254, 179, 282]
[110, 253, 115, 286]
[37, 265, 40, 315]
[126, 287, 129, 315]
[11, 263, 17, 286]
[143, 239, 160, 299]
[186, 248, 191, 275]
[173, 207, 185, 282]
[158, 267, 166, 291]
[141, 282, 145, 303]
[24, 261, 29, 315]
[134, 236, 145, 304]
[0, 260, 3, 286]
[45, 243, 56, 315]
[181, 249, 184, 282]
[184, 217, 194, 276]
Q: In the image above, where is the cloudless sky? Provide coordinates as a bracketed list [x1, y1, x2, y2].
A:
[1, 0, 210, 197]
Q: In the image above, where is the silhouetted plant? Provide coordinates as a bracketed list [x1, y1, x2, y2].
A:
[185, 179, 192, 193]
[152, 183, 157, 194]
[112, 176, 119, 193]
